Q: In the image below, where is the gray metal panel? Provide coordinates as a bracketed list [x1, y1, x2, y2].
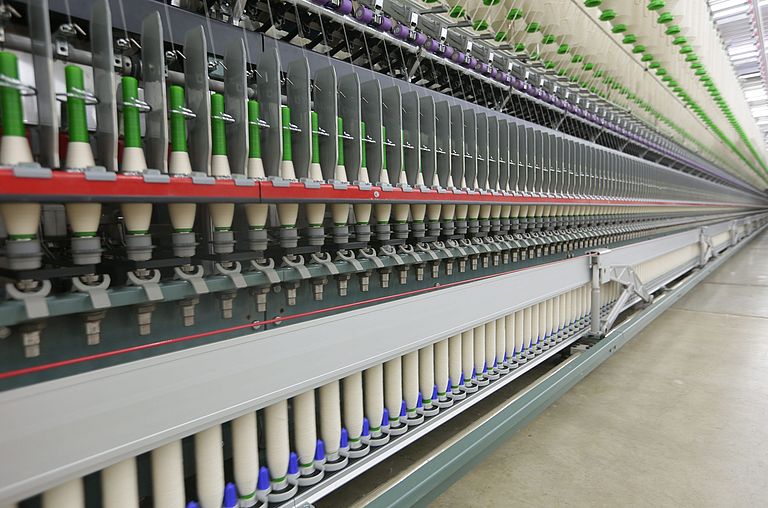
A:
[361, 80, 383, 183]
[509, 121, 519, 192]
[402, 91, 420, 185]
[142, 12, 168, 173]
[498, 120, 509, 191]
[419, 95, 436, 186]
[435, 100, 452, 188]
[488, 116, 499, 191]
[476, 113, 488, 190]
[256, 48, 282, 177]
[450, 105, 464, 187]
[224, 38, 249, 176]
[382, 86, 402, 183]
[315, 67, 338, 181]
[463, 110, 477, 188]
[28, 0, 59, 169]
[286, 57, 311, 180]
[339, 73, 362, 182]
[90, 0, 118, 172]
[184, 27, 212, 174]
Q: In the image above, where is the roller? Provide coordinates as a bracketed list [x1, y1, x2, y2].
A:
[343, 372, 365, 448]
[101, 457, 139, 508]
[484, 320, 497, 378]
[42, 478, 84, 508]
[523, 306, 533, 350]
[375, 126, 392, 224]
[277, 106, 299, 231]
[364, 364, 385, 437]
[208, 93, 235, 254]
[245, 101, 269, 249]
[434, 338, 450, 402]
[195, 426, 224, 508]
[461, 329, 475, 391]
[403, 351, 420, 420]
[354, 122, 372, 238]
[495, 316, 506, 366]
[320, 380, 342, 459]
[531, 303, 540, 347]
[265, 400, 290, 490]
[384, 357, 404, 430]
[448, 334, 464, 397]
[419, 344, 436, 411]
[293, 390, 317, 474]
[151, 440, 186, 508]
[331, 117, 350, 236]
[119, 77, 153, 261]
[63, 64, 102, 265]
[232, 412, 259, 506]
[473, 324, 487, 384]
[167, 85, 196, 257]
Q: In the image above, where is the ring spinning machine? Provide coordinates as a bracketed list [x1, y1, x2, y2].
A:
[0, 1, 766, 507]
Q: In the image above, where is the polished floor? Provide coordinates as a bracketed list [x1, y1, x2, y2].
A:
[431, 232, 768, 508]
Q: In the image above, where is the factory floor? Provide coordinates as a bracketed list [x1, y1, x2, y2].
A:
[431, 232, 768, 508]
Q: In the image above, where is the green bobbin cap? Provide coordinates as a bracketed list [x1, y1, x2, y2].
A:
[680, 45, 693, 54]
[594, 69, 604, 77]
[665, 25, 680, 35]
[281, 106, 292, 161]
[361, 122, 367, 168]
[514, 43, 525, 52]
[672, 36, 687, 45]
[248, 100, 261, 159]
[526, 22, 540, 33]
[649, 61, 661, 69]
[557, 44, 569, 54]
[449, 6, 465, 18]
[472, 20, 489, 31]
[544, 60, 555, 69]
[506, 8, 523, 20]
[584, 62, 594, 70]
[641, 53, 653, 62]
[571, 54, 583, 63]
[584, 0, 602, 7]
[311, 111, 320, 164]
[494, 32, 508, 42]
[65, 65, 89, 143]
[691, 62, 702, 69]
[0, 51, 25, 137]
[541, 34, 556, 44]
[210, 93, 227, 156]
[557, 69, 567, 76]
[647, 0, 665, 11]
[169, 85, 188, 153]
[599, 9, 616, 21]
[337, 116, 344, 166]
[482, 0, 500, 5]
[633, 45, 646, 54]
[612, 24, 627, 33]
[658, 12, 674, 24]
[685, 54, 698, 62]
[121, 76, 142, 149]
[622, 34, 637, 44]
[655, 67, 666, 75]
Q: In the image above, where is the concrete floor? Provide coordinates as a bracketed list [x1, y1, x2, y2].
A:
[431, 232, 768, 508]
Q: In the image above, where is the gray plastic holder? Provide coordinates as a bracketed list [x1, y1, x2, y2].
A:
[374, 223, 392, 241]
[332, 225, 350, 245]
[355, 223, 372, 243]
[5, 238, 43, 270]
[441, 220, 455, 237]
[278, 227, 299, 249]
[467, 219, 480, 234]
[426, 221, 441, 238]
[410, 222, 426, 238]
[247, 228, 269, 252]
[455, 219, 468, 236]
[304, 226, 325, 246]
[171, 232, 197, 258]
[71, 236, 103, 265]
[479, 219, 491, 235]
[392, 222, 409, 239]
[212, 230, 235, 255]
[125, 234, 153, 262]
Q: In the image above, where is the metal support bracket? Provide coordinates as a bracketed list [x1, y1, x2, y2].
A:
[699, 228, 716, 266]
[5, 280, 52, 319]
[173, 265, 210, 295]
[71, 275, 112, 309]
[126, 269, 164, 301]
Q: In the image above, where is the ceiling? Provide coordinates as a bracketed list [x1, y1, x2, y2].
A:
[710, 0, 768, 146]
